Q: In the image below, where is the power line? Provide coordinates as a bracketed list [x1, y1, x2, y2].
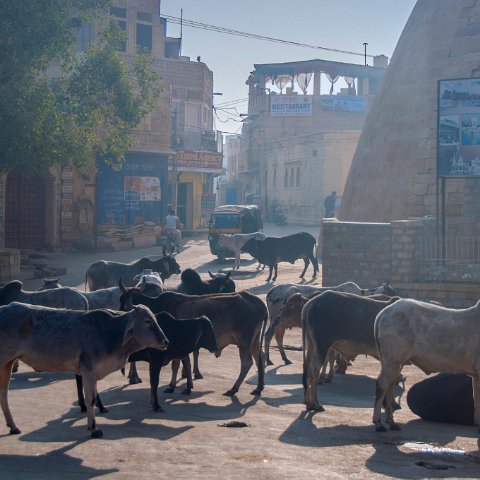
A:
[162, 14, 374, 58]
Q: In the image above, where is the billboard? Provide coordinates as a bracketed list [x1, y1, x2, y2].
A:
[321, 95, 366, 112]
[270, 95, 312, 117]
[438, 77, 480, 177]
[168, 151, 223, 174]
[96, 153, 168, 225]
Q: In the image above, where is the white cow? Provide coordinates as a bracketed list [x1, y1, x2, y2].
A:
[217, 232, 267, 270]
[373, 298, 480, 432]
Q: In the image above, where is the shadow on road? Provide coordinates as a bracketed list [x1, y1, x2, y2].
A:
[0, 442, 117, 479]
[9, 371, 70, 390]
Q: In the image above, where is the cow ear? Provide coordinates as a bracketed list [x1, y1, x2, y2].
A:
[208, 271, 215, 278]
[122, 315, 136, 347]
[225, 271, 231, 280]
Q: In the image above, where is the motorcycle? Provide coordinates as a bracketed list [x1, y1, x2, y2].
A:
[271, 205, 287, 226]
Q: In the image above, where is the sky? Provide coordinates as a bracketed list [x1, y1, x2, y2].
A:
[159, 0, 417, 135]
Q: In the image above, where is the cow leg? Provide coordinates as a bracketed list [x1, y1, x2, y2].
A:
[250, 336, 265, 395]
[180, 356, 193, 395]
[320, 349, 335, 384]
[303, 334, 324, 412]
[235, 252, 240, 270]
[272, 263, 278, 282]
[128, 361, 142, 384]
[193, 349, 203, 379]
[384, 379, 401, 431]
[373, 363, 399, 432]
[12, 360, 19, 373]
[264, 324, 275, 366]
[275, 324, 292, 365]
[223, 345, 253, 396]
[149, 361, 163, 412]
[266, 265, 273, 282]
[82, 375, 102, 438]
[0, 361, 20, 434]
[472, 375, 480, 429]
[299, 258, 310, 278]
[309, 253, 319, 277]
[165, 360, 180, 394]
[76, 374, 87, 412]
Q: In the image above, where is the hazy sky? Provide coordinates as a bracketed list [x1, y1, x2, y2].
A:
[160, 0, 417, 134]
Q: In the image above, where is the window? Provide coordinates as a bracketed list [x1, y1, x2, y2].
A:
[187, 90, 202, 101]
[290, 168, 294, 188]
[284, 169, 288, 188]
[296, 167, 301, 188]
[118, 20, 127, 52]
[137, 11, 152, 22]
[136, 23, 152, 51]
[110, 6, 126, 18]
[273, 168, 277, 187]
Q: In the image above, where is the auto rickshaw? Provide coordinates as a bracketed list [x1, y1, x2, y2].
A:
[208, 205, 263, 262]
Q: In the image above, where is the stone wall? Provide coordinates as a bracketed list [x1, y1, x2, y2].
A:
[321, 218, 479, 307]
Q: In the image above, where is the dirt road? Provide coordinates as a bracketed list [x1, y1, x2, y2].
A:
[2, 224, 480, 479]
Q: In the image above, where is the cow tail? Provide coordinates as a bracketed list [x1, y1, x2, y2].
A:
[258, 310, 268, 387]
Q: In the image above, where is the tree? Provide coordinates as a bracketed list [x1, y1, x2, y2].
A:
[0, 1, 162, 174]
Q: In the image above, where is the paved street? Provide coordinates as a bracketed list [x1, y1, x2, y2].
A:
[3, 223, 480, 479]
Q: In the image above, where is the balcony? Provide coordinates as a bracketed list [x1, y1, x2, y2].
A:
[171, 129, 220, 153]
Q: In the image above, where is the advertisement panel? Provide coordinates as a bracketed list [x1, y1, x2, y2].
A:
[321, 95, 366, 112]
[438, 77, 480, 177]
[96, 153, 168, 225]
[168, 151, 223, 174]
[270, 95, 312, 117]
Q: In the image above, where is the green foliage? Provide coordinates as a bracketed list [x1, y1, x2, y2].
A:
[0, 1, 162, 174]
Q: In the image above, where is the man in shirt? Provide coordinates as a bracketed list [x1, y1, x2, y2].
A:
[163, 209, 183, 250]
[324, 191, 337, 218]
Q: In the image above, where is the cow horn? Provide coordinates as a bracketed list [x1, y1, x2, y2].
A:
[208, 271, 215, 278]
[118, 277, 128, 293]
[225, 271, 231, 280]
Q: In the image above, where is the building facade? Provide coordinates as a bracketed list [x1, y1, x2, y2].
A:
[240, 57, 387, 223]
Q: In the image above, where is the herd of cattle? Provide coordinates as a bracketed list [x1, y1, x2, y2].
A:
[0, 232, 478, 439]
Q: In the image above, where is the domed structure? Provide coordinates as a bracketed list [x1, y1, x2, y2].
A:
[339, 0, 480, 223]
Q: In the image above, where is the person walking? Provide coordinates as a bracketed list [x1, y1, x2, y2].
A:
[324, 191, 337, 218]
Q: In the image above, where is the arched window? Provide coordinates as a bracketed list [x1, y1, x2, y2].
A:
[296, 167, 301, 188]
[290, 168, 294, 187]
[284, 169, 288, 188]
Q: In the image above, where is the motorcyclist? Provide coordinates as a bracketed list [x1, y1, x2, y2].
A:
[163, 209, 183, 250]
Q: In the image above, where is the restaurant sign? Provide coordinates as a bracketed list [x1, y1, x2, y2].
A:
[169, 151, 223, 174]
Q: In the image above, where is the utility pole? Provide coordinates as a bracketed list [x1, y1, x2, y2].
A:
[363, 42, 368, 66]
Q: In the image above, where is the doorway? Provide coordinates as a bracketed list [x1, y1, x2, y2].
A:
[5, 170, 46, 248]
[177, 182, 193, 229]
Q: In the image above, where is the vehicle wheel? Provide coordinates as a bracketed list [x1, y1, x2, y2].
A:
[165, 236, 175, 256]
[217, 253, 226, 263]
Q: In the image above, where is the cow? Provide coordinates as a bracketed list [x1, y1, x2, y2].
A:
[126, 268, 235, 385]
[241, 232, 318, 282]
[373, 299, 480, 432]
[85, 251, 181, 291]
[302, 291, 399, 412]
[407, 373, 474, 426]
[79, 312, 218, 412]
[0, 280, 88, 310]
[217, 232, 267, 270]
[119, 283, 268, 397]
[132, 269, 164, 287]
[175, 268, 235, 295]
[265, 281, 396, 365]
[0, 302, 168, 438]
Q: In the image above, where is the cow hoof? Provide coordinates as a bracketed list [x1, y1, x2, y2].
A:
[283, 359, 292, 365]
[79, 405, 87, 413]
[375, 425, 387, 432]
[266, 359, 274, 366]
[223, 389, 237, 397]
[305, 404, 324, 412]
[181, 388, 192, 395]
[163, 386, 174, 393]
[250, 387, 263, 396]
[9, 427, 21, 435]
[98, 406, 109, 414]
[393, 401, 401, 411]
[194, 373, 203, 380]
[91, 429, 103, 438]
[129, 378, 142, 385]
[152, 404, 164, 412]
[389, 423, 401, 431]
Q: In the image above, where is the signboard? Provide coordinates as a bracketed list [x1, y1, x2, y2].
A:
[96, 153, 168, 225]
[169, 151, 223, 174]
[270, 95, 312, 117]
[438, 77, 480, 177]
[321, 95, 366, 112]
